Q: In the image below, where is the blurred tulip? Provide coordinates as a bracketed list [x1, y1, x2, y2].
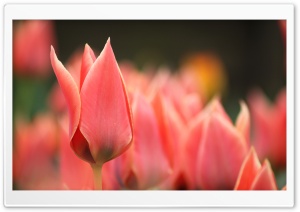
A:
[119, 61, 152, 95]
[234, 147, 277, 190]
[13, 20, 56, 77]
[248, 88, 286, 168]
[147, 70, 203, 124]
[13, 114, 61, 190]
[151, 93, 188, 189]
[114, 92, 171, 189]
[58, 115, 94, 190]
[184, 98, 249, 189]
[50, 38, 133, 189]
[102, 159, 122, 190]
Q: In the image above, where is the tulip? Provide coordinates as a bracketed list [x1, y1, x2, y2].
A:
[234, 147, 277, 190]
[147, 70, 203, 124]
[248, 88, 286, 168]
[151, 91, 188, 189]
[13, 114, 60, 190]
[114, 92, 172, 189]
[184, 98, 249, 189]
[13, 20, 56, 77]
[50, 38, 133, 189]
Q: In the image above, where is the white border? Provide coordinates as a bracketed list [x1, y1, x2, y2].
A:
[3, 4, 294, 207]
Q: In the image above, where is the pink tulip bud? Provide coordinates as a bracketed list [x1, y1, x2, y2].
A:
[151, 91, 187, 189]
[116, 92, 172, 189]
[248, 88, 286, 168]
[50, 38, 133, 167]
[234, 147, 277, 190]
[185, 98, 249, 189]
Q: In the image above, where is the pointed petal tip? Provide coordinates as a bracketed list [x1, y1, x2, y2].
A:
[105, 38, 112, 50]
[249, 146, 255, 154]
[239, 100, 246, 107]
[248, 146, 261, 165]
[262, 159, 272, 168]
[50, 45, 55, 58]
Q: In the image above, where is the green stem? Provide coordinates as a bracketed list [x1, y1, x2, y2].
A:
[91, 163, 103, 190]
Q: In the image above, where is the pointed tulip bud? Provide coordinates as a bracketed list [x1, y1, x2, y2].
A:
[51, 38, 133, 189]
[234, 147, 261, 190]
[248, 88, 286, 168]
[116, 92, 172, 189]
[184, 98, 248, 189]
[250, 160, 277, 190]
[234, 147, 277, 190]
[79, 39, 133, 164]
[196, 112, 248, 189]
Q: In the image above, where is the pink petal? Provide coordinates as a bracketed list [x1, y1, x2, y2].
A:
[248, 90, 273, 161]
[152, 93, 187, 189]
[196, 113, 248, 190]
[59, 123, 94, 190]
[235, 101, 250, 146]
[79, 44, 96, 90]
[203, 97, 232, 123]
[181, 93, 203, 121]
[70, 128, 95, 163]
[102, 159, 121, 190]
[184, 114, 206, 189]
[50, 46, 81, 139]
[250, 160, 277, 190]
[130, 93, 172, 189]
[14, 21, 55, 76]
[151, 92, 174, 167]
[80, 39, 133, 164]
[234, 147, 261, 190]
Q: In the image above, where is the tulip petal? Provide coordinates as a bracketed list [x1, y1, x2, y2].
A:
[204, 97, 231, 123]
[60, 125, 94, 190]
[235, 101, 250, 146]
[250, 160, 277, 190]
[50, 46, 81, 139]
[184, 115, 206, 189]
[151, 92, 174, 167]
[131, 93, 171, 189]
[80, 44, 96, 90]
[196, 113, 248, 189]
[80, 39, 133, 164]
[70, 128, 95, 163]
[234, 147, 261, 190]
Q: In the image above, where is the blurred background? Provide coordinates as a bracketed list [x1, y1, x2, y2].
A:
[13, 20, 286, 120]
[12, 20, 286, 190]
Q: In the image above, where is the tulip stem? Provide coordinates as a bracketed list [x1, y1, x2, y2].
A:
[91, 163, 103, 190]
